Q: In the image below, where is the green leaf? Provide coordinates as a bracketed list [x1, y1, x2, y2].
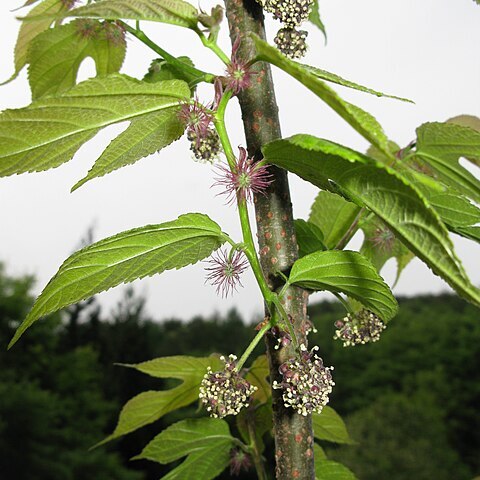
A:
[312, 406, 353, 444]
[303, 64, 412, 103]
[263, 135, 480, 308]
[245, 354, 271, 404]
[251, 34, 406, 156]
[0, 74, 189, 178]
[309, 191, 361, 249]
[9, 213, 225, 347]
[143, 56, 198, 85]
[104, 356, 224, 445]
[135, 417, 233, 480]
[314, 443, 327, 460]
[2, 0, 67, 83]
[294, 219, 326, 257]
[308, 0, 327, 41]
[428, 193, 480, 228]
[28, 21, 126, 99]
[315, 460, 357, 480]
[415, 122, 480, 202]
[288, 250, 398, 322]
[452, 225, 480, 243]
[360, 216, 414, 285]
[64, 0, 199, 29]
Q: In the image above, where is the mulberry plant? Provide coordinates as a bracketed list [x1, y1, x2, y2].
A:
[1, 0, 479, 479]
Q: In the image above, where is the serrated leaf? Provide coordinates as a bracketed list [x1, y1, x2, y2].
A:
[72, 109, 185, 190]
[303, 65, 412, 103]
[252, 34, 403, 156]
[63, 0, 198, 29]
[447, 115, 480, 138]
[294, 219, 326, 257]
[2, 0, 67, 84]
[245, 354, 271, 404]
[28, 21, 126, 99]
[415, 122, 480, 201]
[312, 406, 353, 444]
[0, 74, 190, 178]
[308, 0, 327, 41]
[309, 191, 361, 249]
[315, 460, 357, 480]
[104, 356, 224, 445]
[263, 135, 480, 307]
[9, 213, 225, 347]
[428, 193, 480, 228]
[288, 250, 398, 321]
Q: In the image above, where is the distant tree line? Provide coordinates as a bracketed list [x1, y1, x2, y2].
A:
[0, 264, 478, 479]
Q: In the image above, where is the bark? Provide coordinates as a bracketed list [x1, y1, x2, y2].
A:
[223, 1, 315, 478]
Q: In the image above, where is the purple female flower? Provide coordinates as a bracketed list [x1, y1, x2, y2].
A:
[213, 147, 273, 204]
[224, 38, 255, 95]
[205, 249, 249, 298]
[177, 98, 214, 142]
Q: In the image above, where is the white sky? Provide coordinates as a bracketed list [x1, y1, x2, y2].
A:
[0, 0, 479, 322]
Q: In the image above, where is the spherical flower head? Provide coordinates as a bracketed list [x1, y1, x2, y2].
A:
[265, 0, 314, 27]
[272, 344, 334, 416]
[103, 21, 126, 46]
[213, 147, 273, 204]
[205, 249, 249, 298]
[334, 309, 386, 347]
[199, 354, 257, 418]
[178, 99, 214, 143]
[229, 448, 252, 476]
[187, 128, 221, 163]
[274, 27, 308, 59]
[368, 225, 395, 253]
[225, 38, 255, 95]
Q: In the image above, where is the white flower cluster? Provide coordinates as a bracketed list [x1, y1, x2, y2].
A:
[274, 28, 308, 59]
[199, 354, 257, 418]
[273, 345, 334, 416]
[334, 310, 386, 347]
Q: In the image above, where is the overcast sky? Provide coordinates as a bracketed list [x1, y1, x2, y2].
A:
[0, 0, 479, 322]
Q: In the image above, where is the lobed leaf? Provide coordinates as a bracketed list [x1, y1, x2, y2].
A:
[63, 0, 199, 29]
[2, 0, 67, 83]
[294, 219, 327, 257]
[263, 135, 480, 307]
[252, 34, 406, 156]
[28, 21, 126, 99]
[309, 191, 361, 249]
[427, 193, 480, 228]
[415, 122, 480, 202]
[312, 406, 353, 444]
[0, 74, 189, 179]
[288, 250, 398, 322]
[9, 213, 225, 347]
[103, 356, 224, 445]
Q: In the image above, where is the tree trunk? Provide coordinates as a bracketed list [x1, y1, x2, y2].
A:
[223, 1, 315, 478]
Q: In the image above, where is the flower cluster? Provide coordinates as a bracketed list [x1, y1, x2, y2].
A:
[256, 0, 313, 58]
[229, 449, 252, 476]
[199, 354, 257, 418]
[178, 99, 220, 163]
[213, 147, 272, 204]
[274, 28, 308, 59]
[271, 325, 292, 350]
[334, 309, 386, 347]
[273, 344, 334, 416]
[205, 249, 249, 297]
